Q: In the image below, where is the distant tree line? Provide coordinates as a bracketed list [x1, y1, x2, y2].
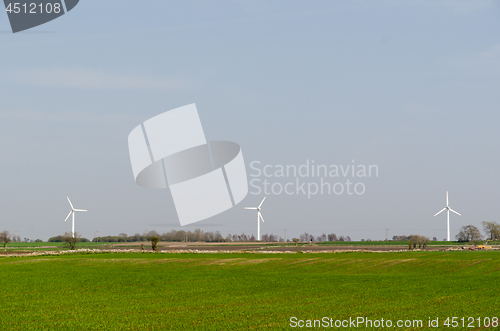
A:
[0, 230, 42, 250]
[47, 230, 356, 244]
[89, 230, 269, 243]
[48, 230, 354, 243]
[392, 235, 410, 241]
[299, 232, 351, 242]
[48, 235, 90, 242]
[33, 221, 500, 246]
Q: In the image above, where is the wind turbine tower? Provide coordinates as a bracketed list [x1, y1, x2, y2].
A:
[434, 191, 461, 241]
[245, 197, 267, 241]
[64, 197, 87, 238]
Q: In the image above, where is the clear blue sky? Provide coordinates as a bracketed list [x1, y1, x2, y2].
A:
[1, 0, 499, 241]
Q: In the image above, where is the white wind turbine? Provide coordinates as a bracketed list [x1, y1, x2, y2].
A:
[64, 197, 87, 238]
[434, 191, 461, 242]
[245, 197, 266, 241]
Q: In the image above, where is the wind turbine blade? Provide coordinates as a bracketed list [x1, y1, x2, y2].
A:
[67, 197, 74, 210]
[449, 208, 461, 216]
[245, 207, 257, 210]
[258, 197, 267, 209]
[446, 191, 449, 206]
[259, 212, 265, 223]
[74, 209, 87, 212]
[434, 208, 446, 217]
[64, 210, 72, 222]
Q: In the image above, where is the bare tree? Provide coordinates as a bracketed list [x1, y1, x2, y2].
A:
[10, 234, 21, 242]
[482, 221, 500, 240]
[408, 235, 430, 250]
[62, 232, 81, 250]
[420, 236, 430, 248]
[214, 231, 223, 242]
[456, 225, 483, 245]
[204, 231, 214, 242]
[0, 231, 12, 251]
[327, 233, 337, 241]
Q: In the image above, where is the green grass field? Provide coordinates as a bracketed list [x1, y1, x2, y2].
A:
[0, 251, 499, 330]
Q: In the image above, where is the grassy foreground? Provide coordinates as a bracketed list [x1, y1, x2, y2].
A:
[0, 251, 499, 330]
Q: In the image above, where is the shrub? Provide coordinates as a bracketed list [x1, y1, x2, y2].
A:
[151, 236, 159, 252]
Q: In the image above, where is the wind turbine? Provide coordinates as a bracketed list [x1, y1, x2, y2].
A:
[245, 197, 266, 241]
[434, 191, 461, 242]
[64, 197, 87, 238]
